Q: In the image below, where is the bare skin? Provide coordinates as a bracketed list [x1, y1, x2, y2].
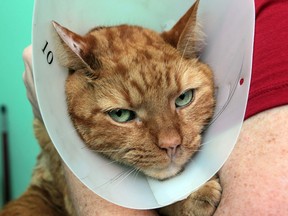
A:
[214, 105, 288, 215]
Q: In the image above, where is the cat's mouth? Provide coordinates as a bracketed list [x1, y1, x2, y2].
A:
[143, 162, 184, 181]
[133, 145, 195, 180]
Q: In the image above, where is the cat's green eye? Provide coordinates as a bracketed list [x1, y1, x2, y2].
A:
[108, 109, 136, 123]
[175, 89, 194, 108]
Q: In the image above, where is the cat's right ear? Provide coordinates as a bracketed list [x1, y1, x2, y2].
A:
[52, 21, 101, 73]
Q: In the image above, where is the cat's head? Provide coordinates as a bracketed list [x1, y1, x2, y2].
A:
[52, 0, 215, 180]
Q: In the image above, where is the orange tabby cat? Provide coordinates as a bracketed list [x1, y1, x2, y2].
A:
[53, 0, 214, 181]
[0, 1, 221, 215]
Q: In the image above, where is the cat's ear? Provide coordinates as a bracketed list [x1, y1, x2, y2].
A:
[52, 21, 101, 73]
[161, 0, 203, 59]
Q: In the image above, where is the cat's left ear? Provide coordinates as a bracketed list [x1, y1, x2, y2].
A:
[52, 21, 101, 74]
[161, 0, 203, 59]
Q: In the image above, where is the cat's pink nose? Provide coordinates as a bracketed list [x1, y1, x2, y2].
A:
[158, 132, 181, 158]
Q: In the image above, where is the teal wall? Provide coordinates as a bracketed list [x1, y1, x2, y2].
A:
[0, 0, 39, 207]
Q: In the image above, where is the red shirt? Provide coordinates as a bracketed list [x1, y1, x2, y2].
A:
[245, 0, 288, 119]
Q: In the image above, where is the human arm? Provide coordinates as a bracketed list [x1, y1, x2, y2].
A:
[214, 105, 288, 215]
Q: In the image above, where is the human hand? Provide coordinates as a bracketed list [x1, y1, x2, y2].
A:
[22, 45, 42, 121]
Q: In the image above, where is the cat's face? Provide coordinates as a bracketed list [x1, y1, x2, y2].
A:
[53, 0, 215, 180]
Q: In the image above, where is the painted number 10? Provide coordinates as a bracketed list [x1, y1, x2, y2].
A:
[42, 41, 54, 64]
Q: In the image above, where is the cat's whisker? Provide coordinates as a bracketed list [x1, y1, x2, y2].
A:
[110, 157, 143, 184]
[192, 148, 204, 153]
[208, 67, 243, 127]
[75, 166, 138, 191]
[109, 170, 129, 182]
[88, 149, 121, 154]
[92, 169, 130, 190]
[200, 138, 215, 146]
[111, 168, 138, 188]
[197, 143, 206, 149]
[107, 168, 138, 189]
[132, 168, 141, 180]
[103, 160, 118, 166]
[200, 136, 220, 147]
[130, 167, 142, 185]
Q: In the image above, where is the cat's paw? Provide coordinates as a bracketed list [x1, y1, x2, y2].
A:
[158, 176, 222, 216]
[183, 176, 222, 216]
